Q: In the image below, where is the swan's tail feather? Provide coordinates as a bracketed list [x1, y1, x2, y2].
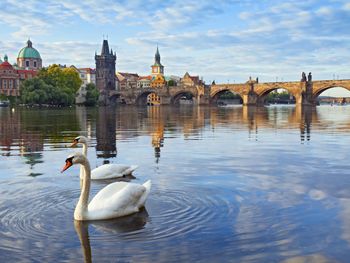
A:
[123, 165, 139, 175]
[138, 180, 152, 208]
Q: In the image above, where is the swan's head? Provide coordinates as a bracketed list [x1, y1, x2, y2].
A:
[70, 135, 88, 147]
[61, 152, 86, 173]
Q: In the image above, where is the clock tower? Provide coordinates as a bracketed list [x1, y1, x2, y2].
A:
[151, 45, 164, 76]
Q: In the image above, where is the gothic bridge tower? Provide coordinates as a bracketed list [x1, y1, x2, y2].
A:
[95, 39, 116, 105]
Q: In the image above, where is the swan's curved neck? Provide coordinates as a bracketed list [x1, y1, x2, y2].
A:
[82, 142, 88, 156]
[75, 159, 91, 220]
[80, 142, 88, 179]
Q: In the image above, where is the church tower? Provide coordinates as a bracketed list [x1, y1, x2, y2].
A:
[151, 45, 164, 76]
[95, 39, 116, 105]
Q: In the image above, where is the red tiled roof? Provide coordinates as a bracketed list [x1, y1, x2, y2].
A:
[138, 75, 152, 80]
[79, 68, 96, 74]
[190, 76, 199, 82]
[17, 69, 38, 74]
[0, 61, 13, 69]
[118, 72, 139, 78]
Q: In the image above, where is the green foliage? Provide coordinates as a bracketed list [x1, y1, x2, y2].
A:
[84, 83, 99, 106]
[219, 91, 241, 99]
[0, 94, 17, 105]
[266, 90, 294, 103]
[0, 94, 8, 100]
[20, 65, 82, 106]
[167, 79, 175, 86]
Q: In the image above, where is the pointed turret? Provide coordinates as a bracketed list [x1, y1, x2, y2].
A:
[155, 45, 161, 65]
[101, 39, 110, 55]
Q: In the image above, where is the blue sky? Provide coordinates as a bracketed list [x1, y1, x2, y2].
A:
[0, 0, 350, 95]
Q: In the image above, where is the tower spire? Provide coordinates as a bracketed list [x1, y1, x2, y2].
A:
[155, 45, 161, 64]
[101, 39, 110, 55]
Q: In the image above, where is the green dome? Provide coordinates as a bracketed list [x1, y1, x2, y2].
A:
[18, 40, 41, 59]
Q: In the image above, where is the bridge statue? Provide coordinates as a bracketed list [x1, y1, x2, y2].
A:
[301, 72, 306, 82]
[308, 72, 312, 82]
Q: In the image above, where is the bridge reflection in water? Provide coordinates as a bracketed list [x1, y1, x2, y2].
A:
[86, 105, 332, 162]
[0, 105, 346, 165]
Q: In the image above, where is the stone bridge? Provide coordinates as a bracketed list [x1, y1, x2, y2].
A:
[107, 79, 350, 106]
[211, 79, 350, 106]
[109, 84, 209, 105]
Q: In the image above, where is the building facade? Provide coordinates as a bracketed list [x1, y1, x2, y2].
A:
[181, 72, 202, 86]
[95, 39, 116, 105]
[137, 76, 152, 88]
[73, 66, 96, 105]
[150, 74, 166, 88]
[116, 72, 139, 90]
[78, 68, 96, 86]
[0, 55, 20, 96]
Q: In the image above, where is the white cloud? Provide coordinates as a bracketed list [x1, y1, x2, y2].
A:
[316, 6, 333, 16]
[343, 2, 350, 11]
[1, 0, 350, 84]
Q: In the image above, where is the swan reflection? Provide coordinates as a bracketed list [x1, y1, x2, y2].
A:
[74, 208, 149, 263]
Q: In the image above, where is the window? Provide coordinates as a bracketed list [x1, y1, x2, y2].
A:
[3, 80, 7, 89]
[26, 61, 29, 67]
[9, 80, 13, 89]
[34, 61, 37, 67]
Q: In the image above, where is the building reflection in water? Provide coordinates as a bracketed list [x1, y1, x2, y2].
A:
[75, 106, 95, 138]
[96, 106, 117, 159]
[0, 104, 335, 168]
[0, 108, 44, 175]
[148, 106, 164, 163]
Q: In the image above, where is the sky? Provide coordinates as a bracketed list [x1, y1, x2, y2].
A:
[0, 0, 350, 96]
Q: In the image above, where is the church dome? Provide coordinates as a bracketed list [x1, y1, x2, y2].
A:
[18, 40, 41, 59]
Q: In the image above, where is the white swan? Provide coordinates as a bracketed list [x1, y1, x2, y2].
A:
[71, 136, 138, 180]
[61, 152, 151, 221]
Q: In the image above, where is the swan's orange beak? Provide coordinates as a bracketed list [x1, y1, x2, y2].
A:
[70, 139, 78, 148]
[61, 160, 73, 173]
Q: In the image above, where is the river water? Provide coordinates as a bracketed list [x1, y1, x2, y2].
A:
[0, 105, 350, 262]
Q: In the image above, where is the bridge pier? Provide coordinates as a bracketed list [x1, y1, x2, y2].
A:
[300, 81, 317, 106]
[242, 92, 259, 106]
[160, 96, 171, 105]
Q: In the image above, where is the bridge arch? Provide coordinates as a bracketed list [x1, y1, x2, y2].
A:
[257, 86, 297, 105]
[171, 91, 196, 105]
[109, 93, 120, 104]
[135, 91, 161, 106]
[313, 85, 350, 100]
[210, 89, 243, 105]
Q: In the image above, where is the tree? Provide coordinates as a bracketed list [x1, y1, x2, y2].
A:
[21, 64, 82, 106]
[167, 79, 175, 86]
[84, 83, 99, 106]
[266, 90, 294, 103]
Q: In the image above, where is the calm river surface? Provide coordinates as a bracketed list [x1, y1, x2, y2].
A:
[1, 105, 350, 262]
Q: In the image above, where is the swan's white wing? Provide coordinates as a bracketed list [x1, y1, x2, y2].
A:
[88, 182, 146, 219]
[137, 180, 152, 207]
[91, 164, 138, 180]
